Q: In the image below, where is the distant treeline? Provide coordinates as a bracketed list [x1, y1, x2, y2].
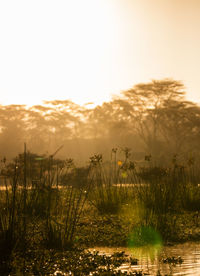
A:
[0, 79, 200, 163]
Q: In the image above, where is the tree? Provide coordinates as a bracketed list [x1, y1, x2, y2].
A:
[111, 79, 187, 156]
[157, 99, 200, 153]
[0, 105, 28, 158]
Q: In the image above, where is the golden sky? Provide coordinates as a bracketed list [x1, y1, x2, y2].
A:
[0, 0, 200, 106]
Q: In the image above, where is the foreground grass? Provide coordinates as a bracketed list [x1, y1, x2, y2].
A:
[0, 150, 200, 275]
[76, 203, 200, 247]
[2, 205, 199, 275]
[3, 248, 142, 275]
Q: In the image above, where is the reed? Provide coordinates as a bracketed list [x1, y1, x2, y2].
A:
[0, 146, 200, 274]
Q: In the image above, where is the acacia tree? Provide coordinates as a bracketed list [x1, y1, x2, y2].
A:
[112, 79, 187, 156]
[85, 100, 133, 147]
[0, 105, 28, 157]
[43, 100, 86, 140]
[157, 99, 200, 154]
[0, 101, 85, 158]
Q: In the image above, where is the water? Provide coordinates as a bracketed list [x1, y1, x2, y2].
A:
[92, 242, 200, 275]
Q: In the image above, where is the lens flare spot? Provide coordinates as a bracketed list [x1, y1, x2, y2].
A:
[128, 226, 162, 259]
[35, 157, 44, 160]
[118, 160, 122, 166]
[121, 171, 127, 178]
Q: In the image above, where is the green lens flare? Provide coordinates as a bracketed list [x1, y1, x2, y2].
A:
[121, 171, 127, 178]
[35, 157, 44, 160]
[128, 226, 163, 259]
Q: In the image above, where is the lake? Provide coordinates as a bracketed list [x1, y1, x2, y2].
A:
[91, 242, 200, 275]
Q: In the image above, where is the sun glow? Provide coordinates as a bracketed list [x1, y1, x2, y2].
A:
[0, 0, 117, 107]
[0, 0, 200, 107]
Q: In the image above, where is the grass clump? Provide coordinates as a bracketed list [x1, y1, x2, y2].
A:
[0, 148, 200, 274]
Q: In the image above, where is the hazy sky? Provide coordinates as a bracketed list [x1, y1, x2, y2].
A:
[0, 0, 200, 107]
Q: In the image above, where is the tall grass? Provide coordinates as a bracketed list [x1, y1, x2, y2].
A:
[46, 163, 92, 249]
[0, 148, 93, 265]
[88, 150, 137, 214]
[87, 151, 200, 241]
[0, 157, 25, 274]
[0, 146, 200, 269]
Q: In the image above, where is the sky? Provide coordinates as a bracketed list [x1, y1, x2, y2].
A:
[0, 0, 200, 107]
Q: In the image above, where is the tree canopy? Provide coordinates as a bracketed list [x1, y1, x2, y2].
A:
[0, 79, 199, 163]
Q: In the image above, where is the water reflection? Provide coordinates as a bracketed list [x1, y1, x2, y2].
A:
[128, 225, 163, 260]
[92, 242, 200, 275]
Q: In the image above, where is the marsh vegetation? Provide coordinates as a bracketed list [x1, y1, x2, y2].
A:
[0, 147, 200, 275]
[1, 79, 200, 275]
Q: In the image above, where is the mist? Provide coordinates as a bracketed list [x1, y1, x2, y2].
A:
[1, 79, 200, 165]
